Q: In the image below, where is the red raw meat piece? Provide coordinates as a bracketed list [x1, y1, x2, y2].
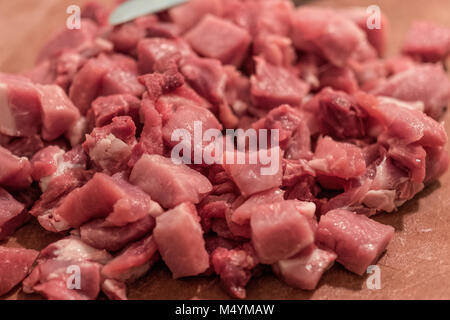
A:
[0, 246, 39, 296]
[402, 21, 450, 62]
[250, 200, 315, 264]
[0, 73, 42, 137]
[292, 7, 375, 66]
[211, 244, 259, 299]
[23, 237, 111, 300]
[309, 136, 366, 180]
[316, 209, 394, 275]
[169, 0, 224, 32]
[153, 202, 210, 278]
[91, 94, 140, 128]
[80, 214, 157, 252]
[83, 116, 136, 174]
[370, 64, 450, 119]
[130, 154, 213, 209]
[102, 235, 159, 282]
[0, 146, 32, 189]
[37, 84, 80, 141]
[185, 15, 251, 67]
[250, 57, 309, 109]
[273, 245, 336, 290]
[0, 188, 29, 240]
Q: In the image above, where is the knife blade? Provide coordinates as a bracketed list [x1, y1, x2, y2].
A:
[109, 0, 189, 26]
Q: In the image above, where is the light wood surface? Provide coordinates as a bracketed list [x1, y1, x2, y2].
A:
[1, 0, 450, 300]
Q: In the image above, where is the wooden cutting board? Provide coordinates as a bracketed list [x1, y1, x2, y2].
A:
[1, 0, 450, 300]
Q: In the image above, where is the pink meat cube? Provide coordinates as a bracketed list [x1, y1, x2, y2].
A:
[100, 70, 145, 97]
[130, 154, 213, 209]
[316, 209, 395, 275]
[102, 235, 159, 282]
[273, 245, 337, 290]
[80, 214, 157, 252]
[402, 21, 450, 62]
[0, 246, 39, 296]
[83, 116, 136, 174]
[137, 38, 192, 74]
[370, 64, 450, 119]
[169, 0, 224, 31]
[339, 7, 389, 56]
[162, 103, 222, 149]
[91, 94, 140, 129]
[309, 136, 366, 180]
[37, 19, 99, 62]
[250, 200, 315, 264]
[223, 147, 283, 197]
[52, 172, 153, 231]
[250, 57, 309, 109]
[292, 7, 374, 66]
[185, 15, 251, 67]
[69, 57, 110, 115]
[180, 56, 227, 104]
[22, 237, 111, 300]
[0, 146, 32, 189]
[0, 188, 29, 240]
[0, 73, 42, 137]
[232, 188, 285, 225]
[36, 84, 80, 141]
[153, 202, 210, 278]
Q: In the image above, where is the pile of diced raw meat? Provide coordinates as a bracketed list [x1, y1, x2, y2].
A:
[1, 0, 450, 300]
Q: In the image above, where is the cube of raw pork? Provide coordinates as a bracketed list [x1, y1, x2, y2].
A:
[250, 57, 309, 109]
[402, 21, 450, 62]
[370, 64, 450, 119]
[0, 73, 42, 137]
[80, 214, 157, 252]
[82, 116, 136, 174]
[273, 245, 337, 290]
[309, 136, 366, 180]
[338, 7, 389, 56]
[91, 94, 141, 128]
[168, 0, 224, 32]
[0, 246, 39, 296]
[292, 7, 375, 66]
[0, 146, 32, 189]
[37, 19, 99, 63]
[232, 188, 285, 225]
[130, 154, 213, 209]
[211, 244, 259, 299]
[185, 15, 251, 67]
[22, 237, 112, 300]
[101, 235, 159, 282]
[223, 147, 283, 197]
[153, 202, 209, 278]
[36, 84, 80, 141]
[250, 200, 315, 264]
[51, 172, 154, 231]
[0, 188, 29, 240]
[137, 38, 192, 74]
[316, 209, 395, 275]
[180, 56, 227, 104]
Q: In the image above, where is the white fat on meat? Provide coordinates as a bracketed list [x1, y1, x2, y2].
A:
[89, 133, 132, 170]
[362, 189, 397, 212]
[52, 237, 112, 264]
[39, 149, 84, 192]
